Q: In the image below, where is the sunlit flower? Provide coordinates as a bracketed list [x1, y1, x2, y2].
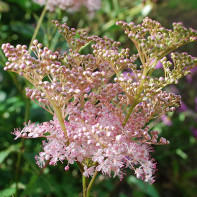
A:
[2, 17, 197, 184]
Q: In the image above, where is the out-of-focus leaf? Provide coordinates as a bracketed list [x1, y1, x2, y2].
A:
[119, 193, 128, 197]
[0, 187, 15, 197]
[184, 168, 197, 179]
[127, 176, 160, 197]
[0, 144, 20, 164]
[169, 0, 197, 9]
[189, 0, 197, 8]
[0, 104, 6, 112]
[23, 152, 40, 174]
[113, 0, 120, 16]
[6, 97, 24, 108]
[0, 91, 6, 102]
[10, 22, 35, 39]
[179, 113, 185, 122]
[142, 3, 152, 16]
[176, 148, 188, 159]
[0, 1, 9, 12]
[21, 174, 59, 196]
[21, 174, 38, 196]
[6, 97, 21, 105]
[0, 150, 10, 164]
[6, 0, 39, 10]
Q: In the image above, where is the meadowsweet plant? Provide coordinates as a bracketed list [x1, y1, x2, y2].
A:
[2, 17, 197, 196]
[33, 0, 101, 12]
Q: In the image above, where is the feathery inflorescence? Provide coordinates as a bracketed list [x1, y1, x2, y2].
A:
[2, 17, 197, 184]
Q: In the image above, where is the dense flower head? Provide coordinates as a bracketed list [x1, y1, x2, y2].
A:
[13, 102, 160, 183]
[2, 17, 197, 184]
[33, 0, 101, 12]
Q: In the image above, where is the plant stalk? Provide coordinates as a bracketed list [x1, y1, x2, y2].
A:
[28, 5, 47, 53]
[123, 67, 148, 126]
[83, 175, 88, 197]
[86, 171, 98, 197]
[15, 98, 31, 197]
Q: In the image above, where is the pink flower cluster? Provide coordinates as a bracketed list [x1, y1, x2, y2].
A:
[13, 100, 160, 183]
[33, 0, 101, 12]
[2, 17, 197, 184]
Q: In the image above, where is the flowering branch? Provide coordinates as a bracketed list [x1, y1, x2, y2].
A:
[2, 17, 197, 196]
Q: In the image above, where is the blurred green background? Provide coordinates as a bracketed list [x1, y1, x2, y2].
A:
[0, 0, 197, 196]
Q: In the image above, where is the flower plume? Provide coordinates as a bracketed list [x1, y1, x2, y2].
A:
[2, 17, 197, 184]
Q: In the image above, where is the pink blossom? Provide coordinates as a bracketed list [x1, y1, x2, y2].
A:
[33, 0, 101, 12]
[12, 101, 166, 183]
[191, 127, 197, 138]
[3, 17, 197, 185]
[178, 100, 188, 112]
[161, 115, 172, 126]
[195, 97, 197, 111]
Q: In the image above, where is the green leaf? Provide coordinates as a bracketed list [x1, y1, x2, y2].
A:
[184, 168, 197, 179]
[0, 144, 20, 164]
[0, 187, 15, 197]
[176, 148, 188, 159]
[0, 91, 6, 102]
[7, 0, 34, 9]
[21, 175, 38, 196]
[0, 1, 10, 12]
[0, 150, 10, 164]
[10, 22, 35, 39]
[179, 113, 185, 122]
[127, 176, 160, 197]
[119, 193, 128, 197]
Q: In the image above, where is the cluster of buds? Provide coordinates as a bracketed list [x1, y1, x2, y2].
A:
[2, 17, 197, 184]
[33, 0, 101, 13]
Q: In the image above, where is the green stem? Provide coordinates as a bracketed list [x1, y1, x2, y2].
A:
[24, 97, 30, 122]
[28, 5, 47, 53]
[122, 56, 161, 126]
[76, 161, 84, 173]
[50, 101, 68, 139]
[83, 175, 88, 197]
[15, 139, 24, 197]
[122, 100, 138, 127]
[86, 171, 98, 197]
[123, 67, 148, 126]
[15, 98, 31, 197]
[10, 73, 23, 93]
